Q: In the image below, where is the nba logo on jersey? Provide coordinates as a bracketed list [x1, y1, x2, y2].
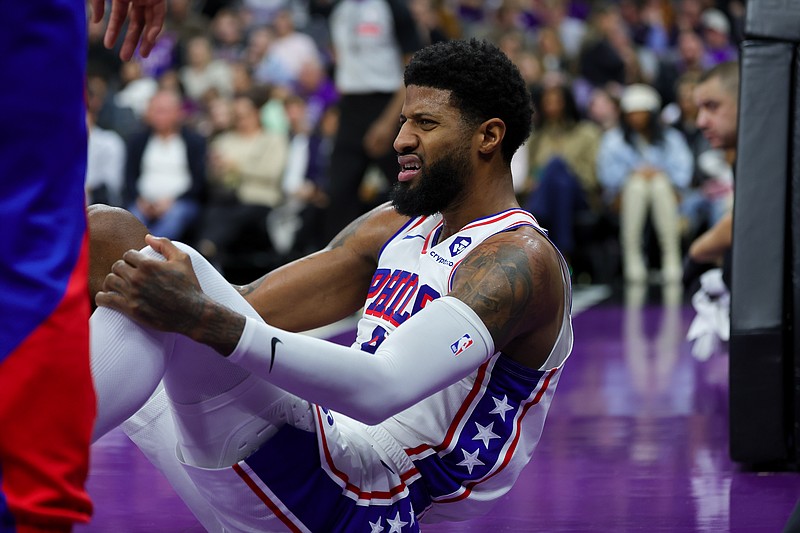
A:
[449, 237, 472, 257]
[450, 334, 474, 356]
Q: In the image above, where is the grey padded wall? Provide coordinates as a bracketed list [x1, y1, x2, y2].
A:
[745, 0, 800, 42]
[791, 50, 800, 467]
[729, 41, 792, 465]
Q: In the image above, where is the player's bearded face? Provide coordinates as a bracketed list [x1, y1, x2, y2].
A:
[391, 144, 470, 217]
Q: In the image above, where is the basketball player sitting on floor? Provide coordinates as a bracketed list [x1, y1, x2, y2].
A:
[90, 39, 574, 532]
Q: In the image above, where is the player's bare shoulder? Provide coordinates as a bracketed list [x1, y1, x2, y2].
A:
[449, 226, 565, 369]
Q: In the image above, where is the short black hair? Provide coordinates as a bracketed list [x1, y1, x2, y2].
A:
[404, 38, 533, 163]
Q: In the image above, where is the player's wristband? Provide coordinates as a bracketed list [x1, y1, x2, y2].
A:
[228, 296, 495, 424]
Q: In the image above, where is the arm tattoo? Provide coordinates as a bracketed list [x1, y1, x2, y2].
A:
[451, 244, 538, 343]
[328, 218, 361, 249]
[329, 208, 380, 250]
[235, 276, 265, 298]
[137, 268, 246, 356]
[190, 298, 247, 357]
[136, 268, 208, 335]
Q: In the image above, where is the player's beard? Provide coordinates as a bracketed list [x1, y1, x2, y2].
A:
[390, 147, 471, 217]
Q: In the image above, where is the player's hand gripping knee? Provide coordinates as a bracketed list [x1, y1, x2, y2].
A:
[96, 235, 207, 337]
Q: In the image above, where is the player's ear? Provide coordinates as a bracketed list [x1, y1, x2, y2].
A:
[477, 118, 505, 156]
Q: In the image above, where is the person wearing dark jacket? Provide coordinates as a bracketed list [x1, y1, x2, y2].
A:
[125, 89, 206, 240]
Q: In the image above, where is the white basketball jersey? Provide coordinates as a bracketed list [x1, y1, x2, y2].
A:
[128, 208, 573, 532]
[353, 208, 575, 523]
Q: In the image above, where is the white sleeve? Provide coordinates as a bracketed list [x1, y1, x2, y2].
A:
[227, 296, 495, 425]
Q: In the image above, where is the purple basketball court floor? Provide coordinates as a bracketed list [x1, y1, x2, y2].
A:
[76, 285, 800, 532]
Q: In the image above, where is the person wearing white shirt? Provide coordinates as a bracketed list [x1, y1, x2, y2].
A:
[125, 90, 207, 240]
[86, 118, 126, 206]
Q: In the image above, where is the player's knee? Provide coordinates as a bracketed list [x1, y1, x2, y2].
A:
[88, 205, 149, 308]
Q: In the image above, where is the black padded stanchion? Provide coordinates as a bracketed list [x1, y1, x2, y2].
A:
[745, 0, 800, 43]
[791, 49, 800, 468]
[729, 41, 793, 465]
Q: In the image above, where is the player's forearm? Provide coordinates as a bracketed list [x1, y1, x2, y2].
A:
[226, 297, 494, 425]
[688, 212, 733, 263]
[186, 298, 247, 357]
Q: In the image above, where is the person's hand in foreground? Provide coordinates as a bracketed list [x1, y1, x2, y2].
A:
[90, 0, 167, 61]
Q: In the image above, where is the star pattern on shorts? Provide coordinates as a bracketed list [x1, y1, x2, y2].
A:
[457, 448, 485, 474]
[489, 394, 514, 422]
[409, 510, 415, 527]
[472, 421, 501, 448]
[369, 517, 385, 533]
[387, 511, 408, 532]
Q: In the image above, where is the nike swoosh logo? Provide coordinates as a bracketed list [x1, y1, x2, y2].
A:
[402, 234, 425, 240]
[270, 337, 282, 373]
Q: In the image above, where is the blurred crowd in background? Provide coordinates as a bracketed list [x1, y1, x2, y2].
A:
[83, 0, 741, 285]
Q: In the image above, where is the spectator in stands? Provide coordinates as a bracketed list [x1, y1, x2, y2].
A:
[454, 0, 490, 39]
[675, 29, 708, 75]
[165, 0, 209, 49]
[243, 26, 273, 72]
[197, 93, 289, 271]
[685, 61, 739, 280]
[240, 0, 293, 29]
[597, 83, 692, 284]
[197, 95, 235, 140]
[255, 7, 321, 88]
[210, 8, 246, 63]
[180, 35, 234, 104]
[87, 72, 140, 144]
[618, 0, 669, 54]
[294, 104, 338, 254]
[586, 86, 621, 131]
[429, 0, 464, 40]
[539, 0, 587, 62]
[578, 4, 642, 91]
[522, 82, 602, 264]
[478, 0, 534, 49]
[683, 60, 739, 357]
[515, 49, 547, 100]
[230, 61, 256, 96]
[652, 29, 708, 105]
[675, 0, 703, 33]
[663, 72, 731, 243]
[87, 11, 122, 84]
[125, 89, 207, 241]
[322, 0, 422, 242]
[260, 84, 291, 135]
[292, 59, 338, 133]
[496, 29, 529, 68]
[86, 78, 126, 206]
[270, 95, 334, 257]
[699, 8, 738, 67]
[536, 26, 572, 79]
[137, 28, 178, 81]
[115, 60, 159, 121]
[410, 0, 451, 45]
